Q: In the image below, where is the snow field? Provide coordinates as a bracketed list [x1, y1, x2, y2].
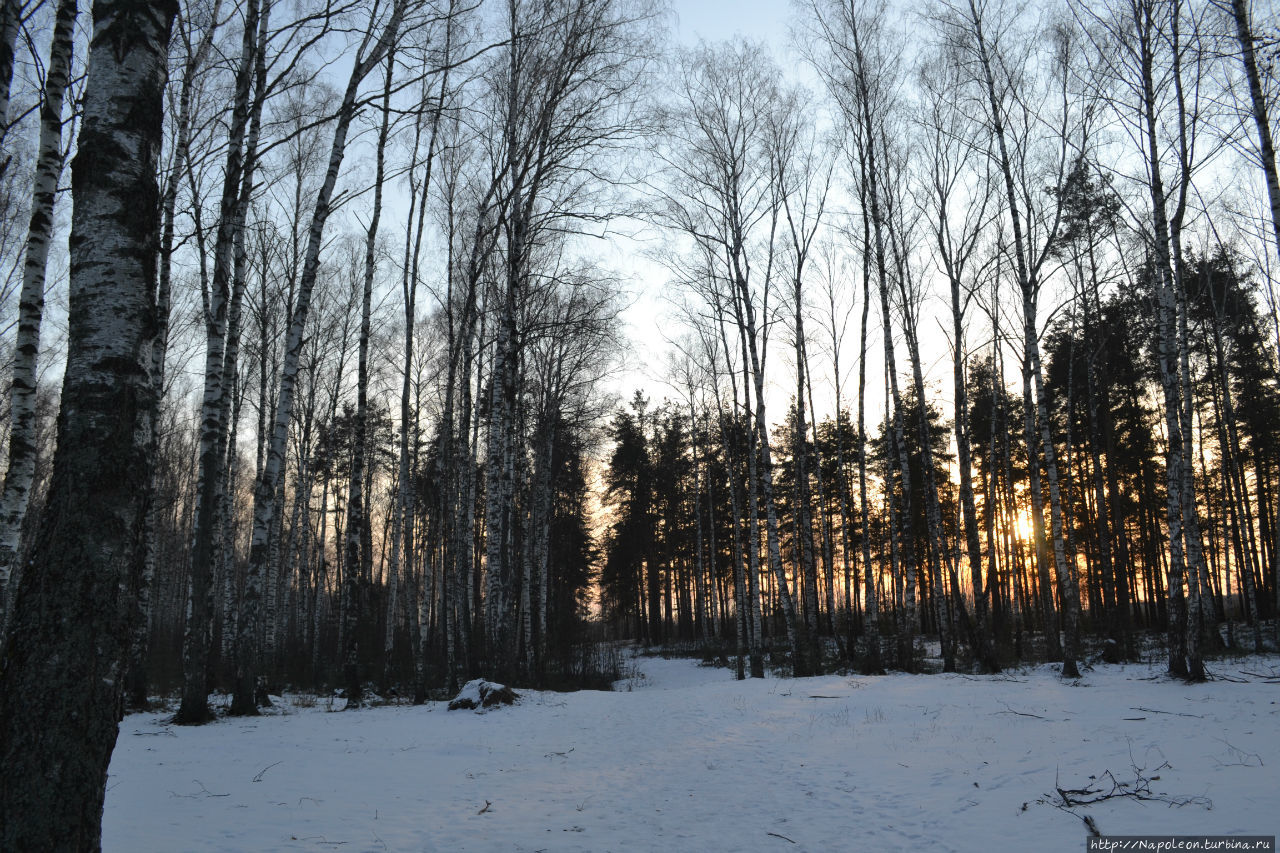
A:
[103, 654, 1280, 852]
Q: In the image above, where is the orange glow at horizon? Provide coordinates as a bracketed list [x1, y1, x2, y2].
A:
[1012, 510, 1035, 542]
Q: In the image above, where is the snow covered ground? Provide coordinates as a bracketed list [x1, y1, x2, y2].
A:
[104, 653, 1280, 852]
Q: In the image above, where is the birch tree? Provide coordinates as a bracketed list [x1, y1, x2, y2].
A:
[653, 40, 815, 675]
[480, 0, 656, 678]
[1078, 0, 1215, 679]
[1220, 0, 1280, 647]
[0, 0, 175, 842]
[176, 0, 269, 724]
[775, 87, 834, 650]
[803, 0, 921, 669]
[915, 47, 1000, 671]
[233, 0, 414, 713]
[339, 46, 395, 709]
[0, 0, 76, 629]
[940, 0, 1084, 677]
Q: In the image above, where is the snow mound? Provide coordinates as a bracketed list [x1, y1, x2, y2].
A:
[447, 679, 519, 711]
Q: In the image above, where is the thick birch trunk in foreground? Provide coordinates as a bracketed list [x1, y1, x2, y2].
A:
[0, 0, 174, 844]
[0, 0, 77, 630]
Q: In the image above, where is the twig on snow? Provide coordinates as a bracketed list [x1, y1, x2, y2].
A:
[253, 761, 282, 782]
[170, 780, 230, 798]
[1204, 668, 1248, 683]
[1130, 706, 1203, 718]
[1214, 737, 1264, 767]
[996, 701, 1046, 720]
[1239, 670, 1280, 682]
[1041, 765, 1211, 812]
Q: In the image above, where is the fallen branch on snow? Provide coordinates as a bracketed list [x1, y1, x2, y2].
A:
[170, 780, 230, 798]
[996, 701, 1046, 720]
[1130, 706, 1203, 718]
[1040, 765, 1211, 812]
[253, 761, 282, 782]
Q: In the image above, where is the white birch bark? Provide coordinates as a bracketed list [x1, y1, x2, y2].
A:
[0, 0, 77, 628]
[962, 0, 1079, 672]
[177, 0, 263, 724]
[238, 0, 408, 708]
[340, 46, 393, 709]
[0, 0, 22, 162]
[128, 0, 222, 709]
[856, 224, 881, 672]
[1229, 1, 1280, 645]
[0, 0, 174, 840]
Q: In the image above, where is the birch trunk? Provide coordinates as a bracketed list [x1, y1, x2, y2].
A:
[856, 180, 881, 673]
[965, 0, 1076, 669]
[398, 101, 430, 699]
[1031, 314, 1082, 676]
[690, 395, 708, 640]
[0, 0, 21, 163]
[239, 0, 408, 706]
[0, 0, 77, 629]
[176, 0, 262, 724]
[1169, 0, 1208, 679]
[949, 280, 995, 672]
[1135, 2, 1190, 677]
[902, 312, 956, 671]
[740, 285, 812, 676]
[709, 362, 748, 679]
[127, 1, 220, 709]
[793, 275, 822, 648]
[1230, 0, 1280, 645]
[339, 46, 393, 711]
[0, 0, 174, 841]
[848, 20, 915, 668]
[225, 0, 272, 713]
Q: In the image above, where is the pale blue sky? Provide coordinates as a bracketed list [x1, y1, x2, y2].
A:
[612, 1, 848, 414]
[670, 0, 795, 49]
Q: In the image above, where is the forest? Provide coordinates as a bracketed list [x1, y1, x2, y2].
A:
[0, 0, 1279, 845]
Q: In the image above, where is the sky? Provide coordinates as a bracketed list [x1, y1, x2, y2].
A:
[610, 0, 828, 416]
[612, 0, 992, 439]
[670, 0, 795, 48]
